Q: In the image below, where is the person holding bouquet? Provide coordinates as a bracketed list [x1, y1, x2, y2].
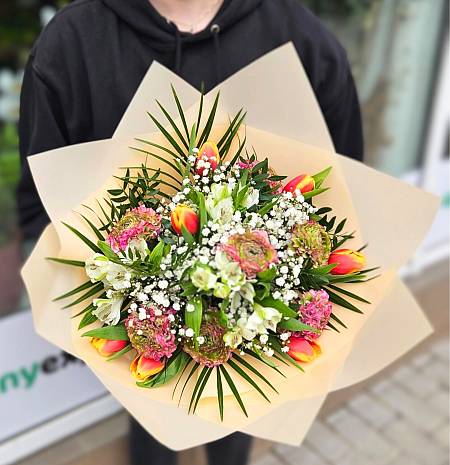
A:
[17, 0, 363, 464]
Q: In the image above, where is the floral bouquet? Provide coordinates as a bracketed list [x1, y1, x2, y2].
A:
[22, 44, 438, 449]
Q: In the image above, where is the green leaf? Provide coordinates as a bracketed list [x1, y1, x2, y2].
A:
[227, 359, 270, 402]
[303, 187, 330, 200]
[217, 109, 243, 149]
[269, 337, 304, 372]
[61, 222, 102, 254]
[232, 354, 279, 393]
[147, 112, 187, 160]
[181, 224, 195, 246]
[278, 318, 319, 333]
[216, 368, 224, 421]
[326, 284, 371, 304]
[106, 344, 132, 361]
[46, 257, 86, 267]
[53, 280, 97, 302]
[191, 366, 213, 414]
[78, 213, 105, 241]
[78, 310, 98, 329]
[62, 282, 104, 309]
[326, 289, 364, 314]
[312, 166, 332, 188]
[197, 191, 207, 239]
[148, 240, 165, 266]
[257, 267, 277, 282]
[97, 241, 118, 261]
[142, 351, 190, 387]
[257, 198, 278, 217]
[243, 349, 286, 377]
[258, 297, 297, 318]
[198, 92, 220, 147]
[156, 99, 189, 150]
[185, 297, 203, 345]
[171, 85, 190, 142]
[219, 365, 248, 417]
[329, 313, 348, 329]
[177, 362, 199, 406]
[82, 324, 129, 341]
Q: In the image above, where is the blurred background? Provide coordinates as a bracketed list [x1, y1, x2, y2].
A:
[0, 1, 448, 465]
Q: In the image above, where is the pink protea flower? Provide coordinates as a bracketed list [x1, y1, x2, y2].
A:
[125, 306, 177, 361]
[220, 230, 278, 278]
[107, 205, 161, 252]
[296, 289, 332, 340]
[183, 320, 232, 367]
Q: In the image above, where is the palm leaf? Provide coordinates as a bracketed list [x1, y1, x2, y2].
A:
[177, 362, 199, 406]
[53, 280, 97, 302]
[78, 213, 105, 242]
[171, 85, 190, 142]
[326, 284, 371, 304]
[61, 222, 102, 254]
[232, 354, 279, 392]
[156, 99, 189, 150]
[190, 366, 213, 414]
[46, 257, 85, 267]
[227, 359, 271, 402]
[147, 112, 187, 160]
[219, 365, 248, 417]
[61, 282, 104, 309]
[216, 368, 224, 421]
[326, 289, 364, 314]
[197, 92, 220, 147]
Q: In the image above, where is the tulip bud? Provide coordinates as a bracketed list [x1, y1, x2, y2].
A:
[287, 336, 321, 363]
[196, 141, 220, 175]
[130, 354, 164, 382]
[328, 248, 365, 275]
[170, 204, 199, 235]
[283, 174, 315, 195]
[90, 337, 128, 357]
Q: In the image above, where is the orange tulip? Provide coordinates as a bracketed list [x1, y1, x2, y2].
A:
[90, 337, 128, 357]
[130, 354, 165, 382]
[287, 336, 322, 363]
[328, 249, 365, 275]
[170, 204, 199, 235]
[196, 141, 220, 175]
[283, 174, 315, 195]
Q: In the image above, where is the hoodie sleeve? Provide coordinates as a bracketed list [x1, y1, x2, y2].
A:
[16, 53, 69, 239]
[321, 65, 364, 162]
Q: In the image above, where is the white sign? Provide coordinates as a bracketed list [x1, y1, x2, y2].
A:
[0, 310, 106, 443]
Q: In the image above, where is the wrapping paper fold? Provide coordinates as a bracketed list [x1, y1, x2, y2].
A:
[22, 43, 439, 449]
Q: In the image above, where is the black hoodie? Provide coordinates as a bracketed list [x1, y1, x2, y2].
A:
[17, 0, 364, 239]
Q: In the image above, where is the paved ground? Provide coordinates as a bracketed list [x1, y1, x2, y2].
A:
[254, 337, 449, 465]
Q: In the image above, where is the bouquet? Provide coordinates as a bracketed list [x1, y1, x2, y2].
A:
[52, 90, 374, 419]
[22, 44, 438, 449]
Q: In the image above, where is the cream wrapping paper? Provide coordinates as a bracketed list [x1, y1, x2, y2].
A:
[22, 43, 439, 449]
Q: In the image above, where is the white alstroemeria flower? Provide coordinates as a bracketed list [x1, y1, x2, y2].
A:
[93, 294, 124, 326]
[126, 237, 149, 259]
[242, 303, 282, 339]
[208, 197, 234, 223]
[105, 263, 133, 291]
[85, 253, 110, 282]
[242, 187, 259, 209]
[213, 282, 231, 299]
[239, 282, 255, 303]
[191, 264, 218, 291]
[223, 329, 243, 349]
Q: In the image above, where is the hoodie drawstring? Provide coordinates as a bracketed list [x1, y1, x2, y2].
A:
[174, 26, 182, 74]
[172, 23, 222, 85]
[210, 23, 221, 83]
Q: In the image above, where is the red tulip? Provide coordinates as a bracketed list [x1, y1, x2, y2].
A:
[196, 141, 220, 175]
[287, 336, 322, 363]
[130, 354, 164, 382]
[90, 337, 128, 357]
[170, 204, 199, 235]
[283, 174, 315, 195]
[328, 249, 365, 275]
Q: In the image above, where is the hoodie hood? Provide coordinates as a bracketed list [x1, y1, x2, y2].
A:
[101, 0, 262, 46]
